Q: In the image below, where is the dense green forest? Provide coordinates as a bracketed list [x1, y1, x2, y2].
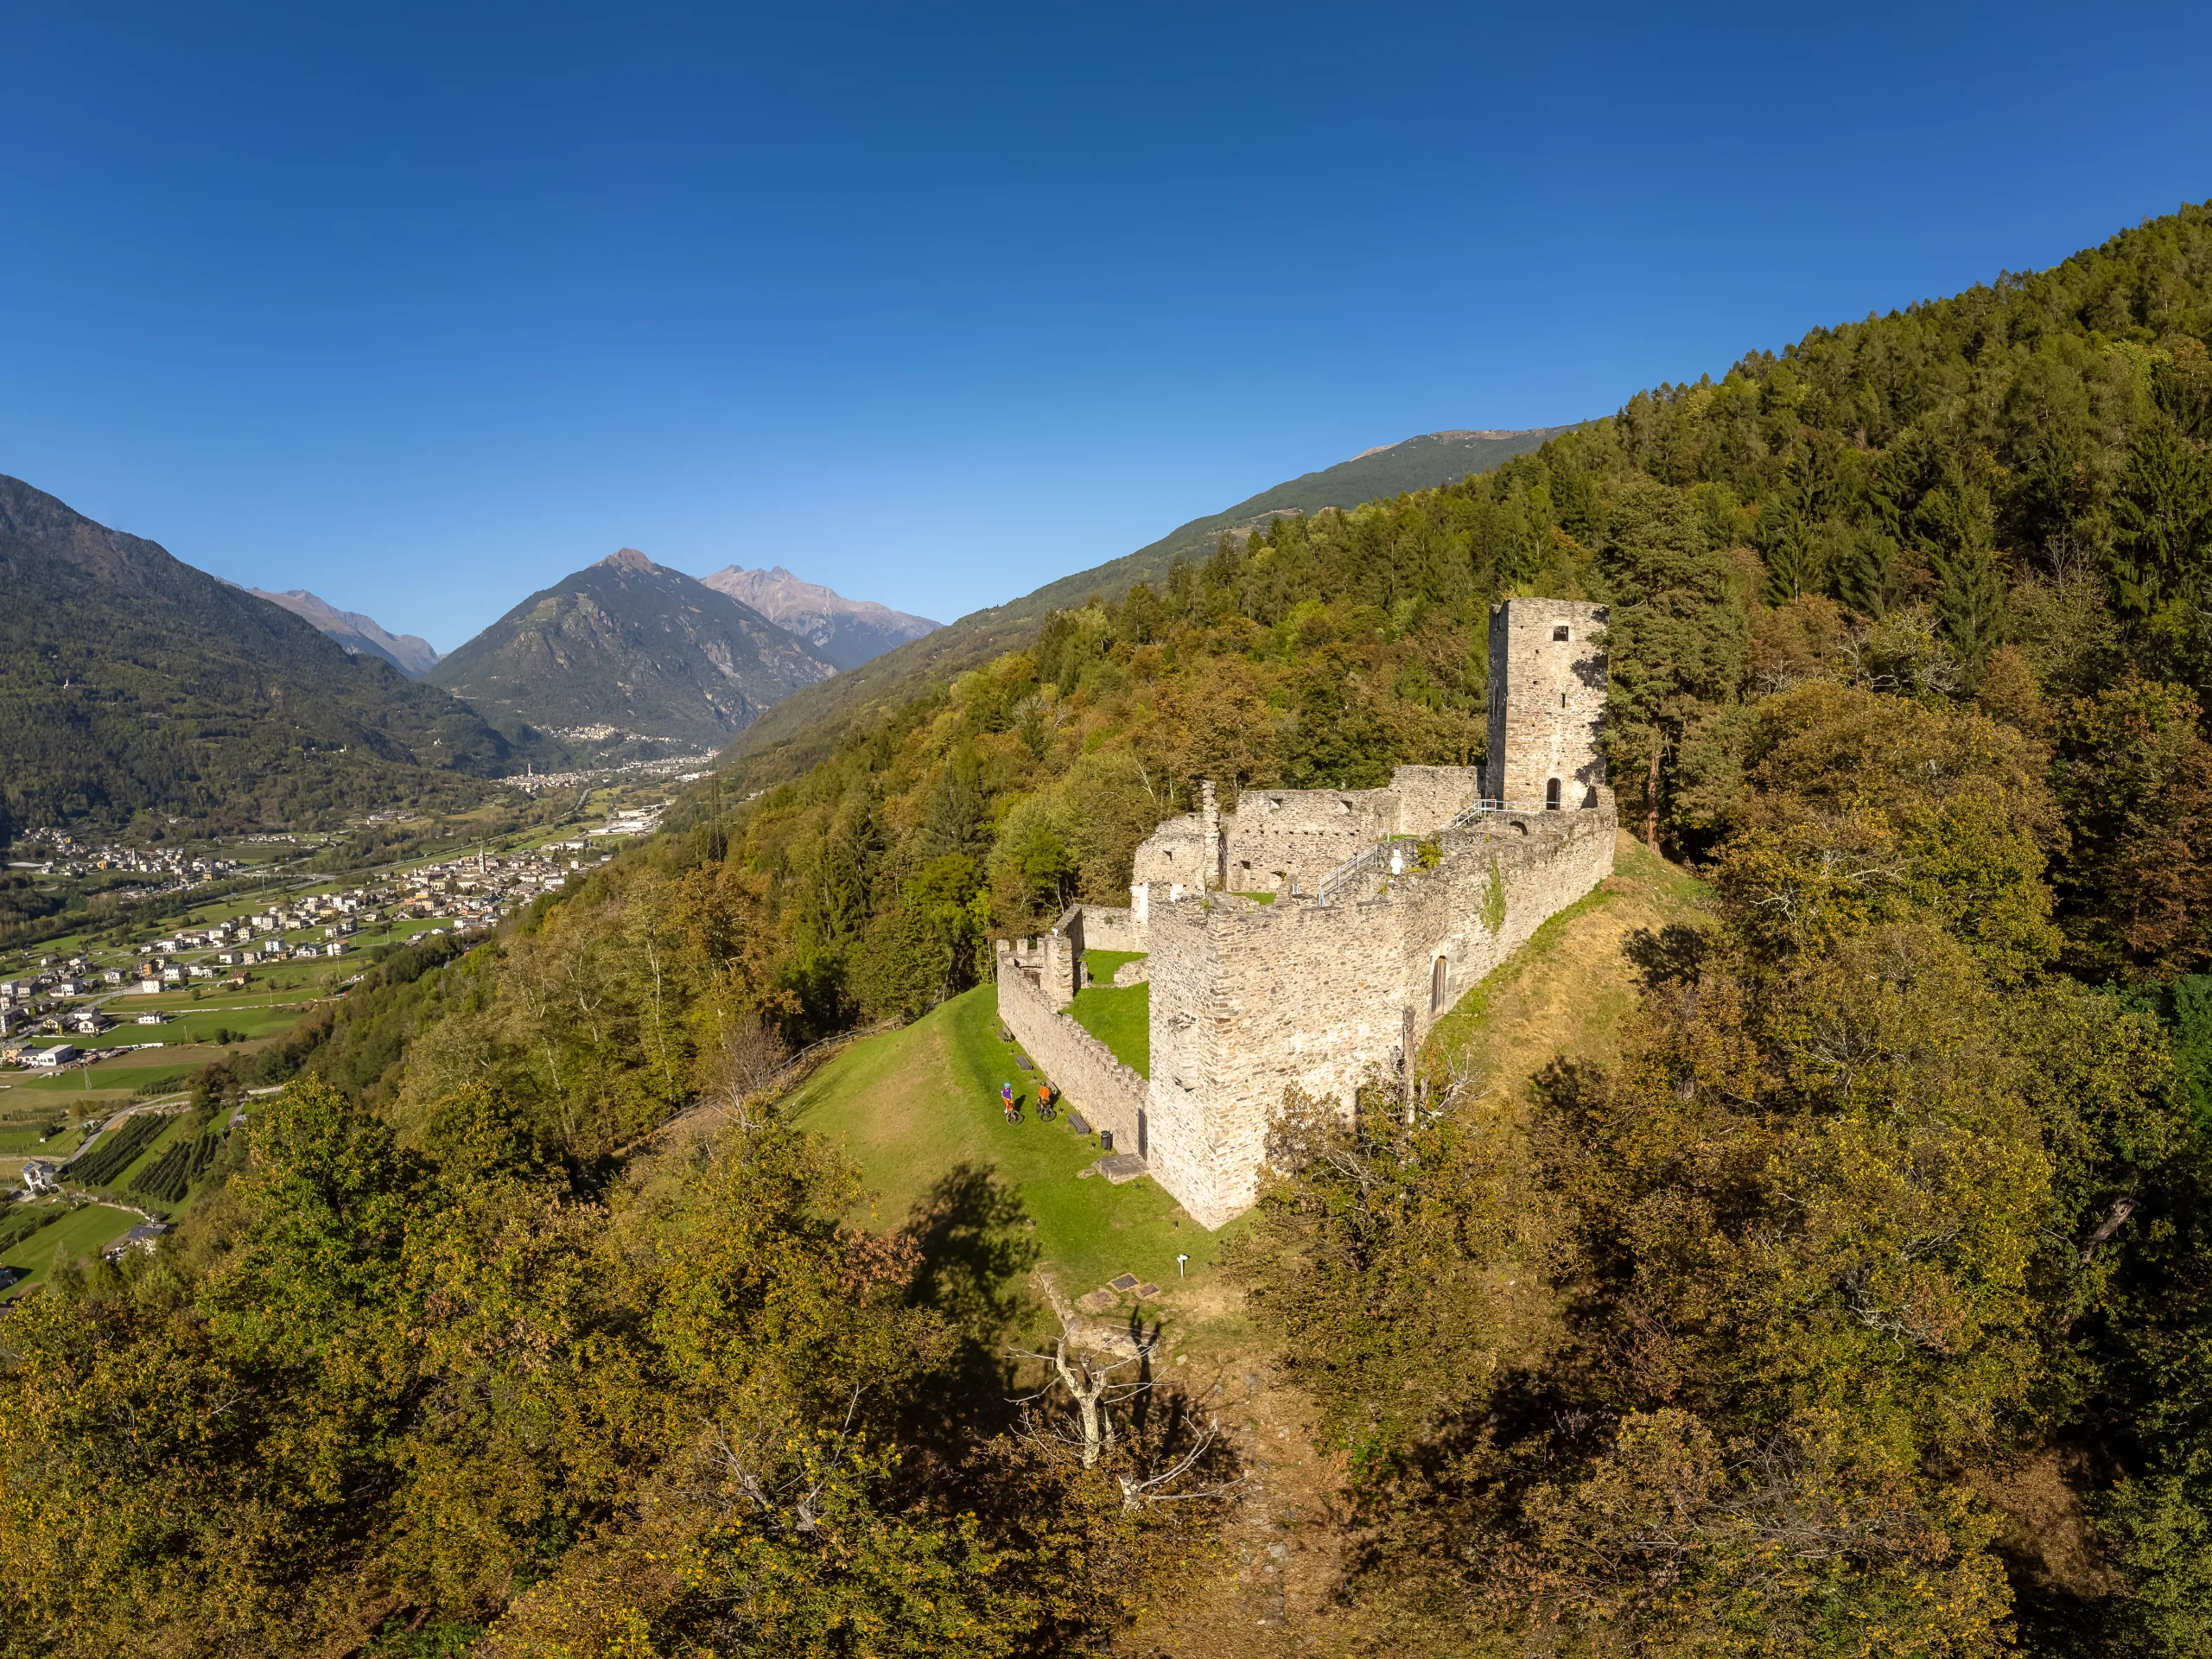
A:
[5, 205, 2212, 1656]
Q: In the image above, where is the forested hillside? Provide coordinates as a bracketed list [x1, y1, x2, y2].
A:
[8, 206, 2212, 1656]
[720, 424, 1573, 782]
[0, 477, 529, 837]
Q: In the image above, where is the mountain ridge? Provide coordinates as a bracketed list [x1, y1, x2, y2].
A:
[428, 548, 838, 750]
[719, 423, 1580, 779]
[699, 564, 938, 670]
[248, 588, 440, 677]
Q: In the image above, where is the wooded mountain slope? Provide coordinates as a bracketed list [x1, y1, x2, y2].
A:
[0, 475, 518, 838]
[720, 424, 1572, 782]
[429, 548, 837, 748]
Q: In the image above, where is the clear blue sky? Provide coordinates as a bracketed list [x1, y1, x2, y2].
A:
[4, 2, 2209, 652]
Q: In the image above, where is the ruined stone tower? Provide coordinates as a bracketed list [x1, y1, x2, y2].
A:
[1485, 597, 1609, 810]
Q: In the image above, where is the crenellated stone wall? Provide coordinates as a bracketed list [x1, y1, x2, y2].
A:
[1060, 903, 1141, 955]
[1385, 765, 1491, 834]
[993, 942, 1150, 1153]
[1216, 788, 1397, 893]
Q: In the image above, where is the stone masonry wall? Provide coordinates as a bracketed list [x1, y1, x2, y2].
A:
[994, 943, 1150, 1153]
[1141, 766, 1484, 903]
[1390, 795, 1617, 1052]
[1143, 796, 1617, 1227]
[1145, 891, 1403, 1226]
[1071, 905, 1141, 954]
[1485, 598, 1609, 809]
[1216, 788, 1396, 893]
[1130, 813, 1209, 895]
[1384, 765, 1489, 835]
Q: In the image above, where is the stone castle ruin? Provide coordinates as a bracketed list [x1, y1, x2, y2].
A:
[996, 597, 1615, 1228]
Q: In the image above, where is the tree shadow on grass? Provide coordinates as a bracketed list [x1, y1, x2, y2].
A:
[893, 1162, 1044, 1458]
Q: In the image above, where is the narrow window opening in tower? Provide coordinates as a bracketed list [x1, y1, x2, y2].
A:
[1554, 624, 1571, 641]
[1432, 956, 1447, 1014]
[1561, 692, 1567, 709]
[1546, 778, 1561, 810]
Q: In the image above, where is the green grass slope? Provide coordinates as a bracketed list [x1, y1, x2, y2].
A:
[785, 986, 1228, 1302]
[1421, 830, 1709, 1096]
[721, 425, 1579, 785]
[0, 1202, 140, 1300]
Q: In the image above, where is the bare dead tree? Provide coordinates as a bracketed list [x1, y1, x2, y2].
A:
[1007, 1329, 1243, 1515]
[695, 1387, 867, 1534]
[707, 1012, 792, 1130]
[1007, 1334, 1151, 1468]
[1114, 1415, 1230, 1514]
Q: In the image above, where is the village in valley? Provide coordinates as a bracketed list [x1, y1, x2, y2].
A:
[0, 790, 671, 1299]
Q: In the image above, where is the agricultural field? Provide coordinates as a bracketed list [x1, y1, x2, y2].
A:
[113, 1005, 300, 1045]
[0, 1100, 80, 1154]
[0, 1201, 141, 1299]
[68, 1110, 178, 1188]
[18, 1062, 194, 1104]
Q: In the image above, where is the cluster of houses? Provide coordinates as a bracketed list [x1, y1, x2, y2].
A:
[0, 956, 105, 1042]
[391, 842, 602, 928]
[0, 836, 613, 1070]
[505, 749, 715, 795]
[10, 827, 245, 885]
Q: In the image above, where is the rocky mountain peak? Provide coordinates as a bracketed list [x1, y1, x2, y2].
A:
[698, 564, 939, 671]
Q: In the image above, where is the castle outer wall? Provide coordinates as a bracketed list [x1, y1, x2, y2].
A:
[1142, 795, 1615, 1226]
[994, 941, 1150, 1153]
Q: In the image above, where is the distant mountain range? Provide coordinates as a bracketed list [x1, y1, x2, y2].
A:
[427, 549, 838, 749]
[700, 565, 938, 671]
[721, 423, 1579, 778]
[0, 474, 520, 838]
[0, 424, 1576, 833]
[248, 588, 440, 677]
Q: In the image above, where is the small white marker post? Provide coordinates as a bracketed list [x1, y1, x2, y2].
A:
[1177, 1253, 1189, 1279]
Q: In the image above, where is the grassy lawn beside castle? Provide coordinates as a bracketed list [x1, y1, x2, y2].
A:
[786, 985, 1234, 1310]
[1068, 980, 1148, 1077]
[1084, 949, 1145, 982]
